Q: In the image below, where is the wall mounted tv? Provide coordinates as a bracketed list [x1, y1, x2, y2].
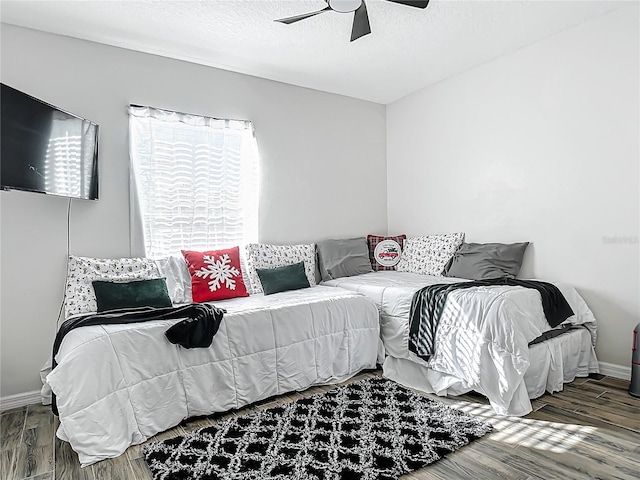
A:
[1, 84, 99, 200]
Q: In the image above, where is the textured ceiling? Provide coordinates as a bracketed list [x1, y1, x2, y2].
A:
[0, 0, 625, 104]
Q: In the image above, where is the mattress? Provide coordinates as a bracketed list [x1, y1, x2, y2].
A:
[45, 285, 380, 466]
[324, 271, 599, 416]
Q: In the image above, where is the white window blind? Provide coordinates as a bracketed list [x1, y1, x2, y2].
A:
[129, 106, 259, 258]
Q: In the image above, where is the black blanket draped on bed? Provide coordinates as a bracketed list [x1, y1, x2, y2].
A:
[408, 278, 574, 362]
[50, 303, 225, 415]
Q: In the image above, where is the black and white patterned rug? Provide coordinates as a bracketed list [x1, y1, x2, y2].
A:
[143, 377, 492, 480]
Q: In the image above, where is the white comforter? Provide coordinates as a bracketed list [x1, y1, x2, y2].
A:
[324, 272, 598, 416]
[46, 286, 379, 466]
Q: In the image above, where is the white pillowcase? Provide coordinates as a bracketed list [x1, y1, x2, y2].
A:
[396, 233, 465, 276]
[64, 256, 161, 318]
[154, 255, 193, 305]
[245, 243, 317, 294]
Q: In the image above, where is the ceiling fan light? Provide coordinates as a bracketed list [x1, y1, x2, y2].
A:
[327, 0, 363, 13]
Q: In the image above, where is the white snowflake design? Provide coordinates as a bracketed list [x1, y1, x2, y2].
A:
[194, 254, 240, 292]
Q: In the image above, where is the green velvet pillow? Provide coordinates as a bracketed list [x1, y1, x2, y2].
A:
[92, 278, 172, 312]
[256, 261, 311, 295]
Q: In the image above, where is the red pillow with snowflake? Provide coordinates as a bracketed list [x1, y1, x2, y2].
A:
[182, 247, 249, 302]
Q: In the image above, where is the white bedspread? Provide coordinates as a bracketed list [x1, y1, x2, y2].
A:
[46, 286, 379, 466]
[324, 272, 598, 416]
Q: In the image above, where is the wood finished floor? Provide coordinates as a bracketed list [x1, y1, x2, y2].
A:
[2, 371, 639, 480]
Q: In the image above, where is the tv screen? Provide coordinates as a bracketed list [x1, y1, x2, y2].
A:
[1, 84, 99, 200]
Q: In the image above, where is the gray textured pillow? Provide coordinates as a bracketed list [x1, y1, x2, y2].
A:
[444, 242, 529, 280]
[317, 237, 373, 281]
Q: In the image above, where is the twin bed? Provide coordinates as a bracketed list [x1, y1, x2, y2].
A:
[324, 271, 599, 416]
[46, 286, 380, 466]
[43, 250, 600, 466]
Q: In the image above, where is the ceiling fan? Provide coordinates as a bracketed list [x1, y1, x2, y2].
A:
[275, 0, 430, 42]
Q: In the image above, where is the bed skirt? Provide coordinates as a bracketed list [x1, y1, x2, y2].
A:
[382, 326, 598, 416]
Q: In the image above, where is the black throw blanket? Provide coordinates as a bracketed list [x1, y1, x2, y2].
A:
[51, 303, 225, 415]
[408, 278, 574, 361]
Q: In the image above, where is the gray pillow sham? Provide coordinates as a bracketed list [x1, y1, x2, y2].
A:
[316, 237, 373, 282]
[444, 242, 529, 280]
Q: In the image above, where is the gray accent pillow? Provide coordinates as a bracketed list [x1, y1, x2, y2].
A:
[317, 237, 373, 282]
[444, 242, 529, 280]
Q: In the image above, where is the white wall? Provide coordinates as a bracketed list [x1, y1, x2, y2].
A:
[387, 6, 639, 368]
[0, 25, 387, 397]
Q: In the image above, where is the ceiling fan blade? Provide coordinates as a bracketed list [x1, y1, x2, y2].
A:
[351, 1, 371, 42]
[274, 6, 331, 25]
[385, 0, 429, 8]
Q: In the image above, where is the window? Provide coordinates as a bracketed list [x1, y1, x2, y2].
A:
[129, 106, 259, 258]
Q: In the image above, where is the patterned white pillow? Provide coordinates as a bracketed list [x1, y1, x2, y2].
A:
[396, 233, 465, 276]
[64, 256, 161, 318]
[245, 243, 317, 294]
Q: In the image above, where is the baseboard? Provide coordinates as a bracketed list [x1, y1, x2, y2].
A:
[0, 390, 41, 412]
[598, 361, 632, 380]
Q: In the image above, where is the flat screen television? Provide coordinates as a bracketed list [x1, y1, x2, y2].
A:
[1, 83, 99, 200]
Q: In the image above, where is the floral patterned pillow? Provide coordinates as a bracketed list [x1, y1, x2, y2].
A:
[396, 233, 465, 276]
[64, 256, 161, 318]
[245, 243, 317, 294]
